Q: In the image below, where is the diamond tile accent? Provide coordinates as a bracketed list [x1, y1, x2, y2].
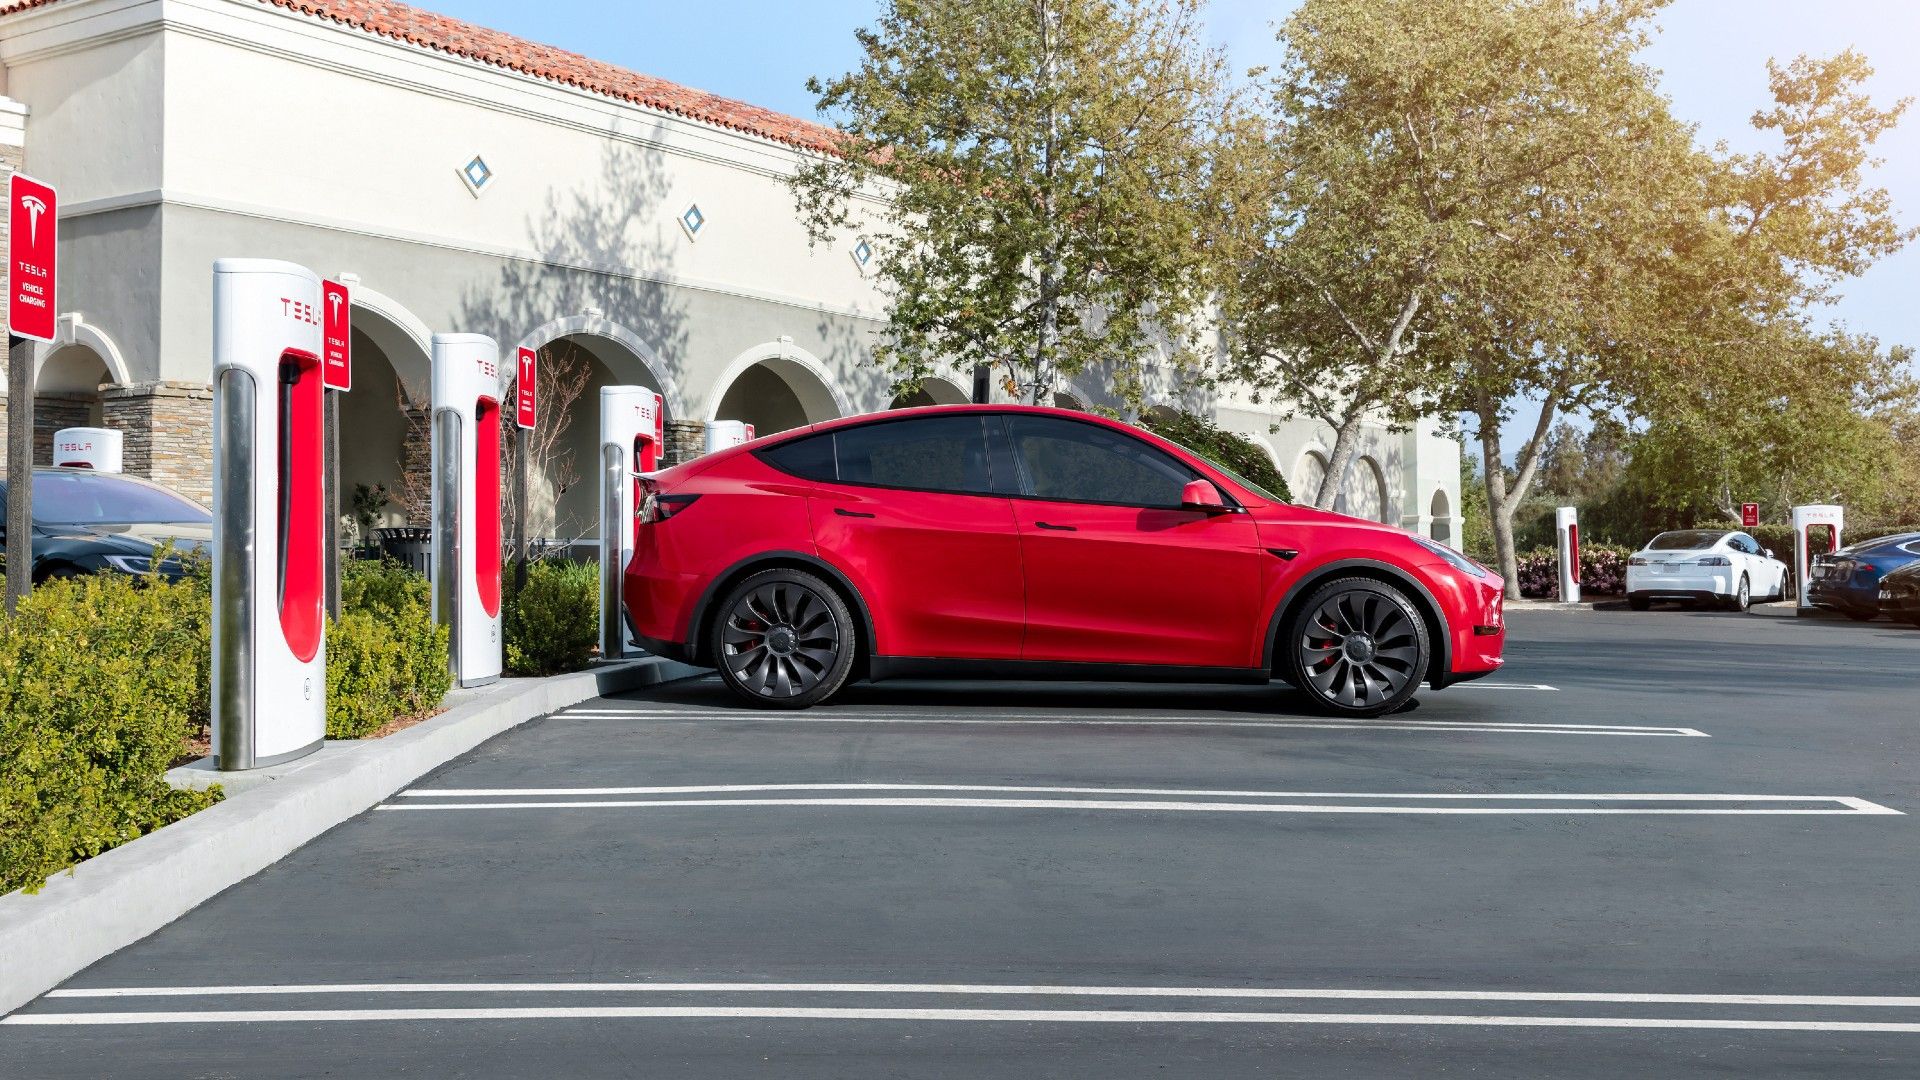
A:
[680, 203, 706, 240]
[851, 238, 874, 269]
[458, 155, 494, 197]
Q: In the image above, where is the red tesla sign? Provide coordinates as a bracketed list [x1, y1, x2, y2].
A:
[8, 173, 57, 342]
[515, 347, 537, 430]
[322, 279, 351, 391]
[1741, 503, 1759, 528]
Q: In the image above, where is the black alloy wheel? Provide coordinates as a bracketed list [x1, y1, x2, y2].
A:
[1283, 576, 1430, 718]
[710, 568, 856, 709]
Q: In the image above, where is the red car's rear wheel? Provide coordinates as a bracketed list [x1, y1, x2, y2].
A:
[711, 568, 856, 708]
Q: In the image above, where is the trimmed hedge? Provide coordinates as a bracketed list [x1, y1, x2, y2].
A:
[504, 560, 600, 676]
[326, 559, 451, 739]
[0, 571, 221, 896]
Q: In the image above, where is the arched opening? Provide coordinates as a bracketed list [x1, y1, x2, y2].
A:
[1430, 489, 1453, 544]
[526, 330, 670, 547]
[336, 299, 434, 541]
[888, 376, 970, 409]
[1294, 451, 1328, 507]
[709, 346, 845, 436]
[34, 344, 114, 466]
[1053, 391, 1087, 412]
[1344, 456, 1389, 522]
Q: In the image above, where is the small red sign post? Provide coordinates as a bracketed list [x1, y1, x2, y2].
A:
[515, 347, 537, 430]
[321, 280, 351, 391]
[8, 173, 58, 342]
[1741, 503, 1760, 528]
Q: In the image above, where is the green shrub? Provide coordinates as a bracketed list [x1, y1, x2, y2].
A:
[327, 559, 450, 739]
[504, 559, 600, 676]
[1138, 409, 1293, 503]
[0, 572, 221, 896]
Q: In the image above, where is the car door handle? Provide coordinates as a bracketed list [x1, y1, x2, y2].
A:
[834, 508, 876, 518]
[1034, 521, 1076, 531]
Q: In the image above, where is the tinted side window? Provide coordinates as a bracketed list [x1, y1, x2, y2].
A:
[1006, 415, 1195, 507]
[758, 433, 836, 481]
[834, 416, 996, 495]
[1732, 534, 1760, 555]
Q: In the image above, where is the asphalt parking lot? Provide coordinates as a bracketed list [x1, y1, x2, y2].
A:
[5, 609, 1918, 1078]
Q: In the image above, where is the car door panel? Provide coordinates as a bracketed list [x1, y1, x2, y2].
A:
[1012, 501, 1263, 667]
[810, 486, 1026, 660]
[793, 414, 1027, 661]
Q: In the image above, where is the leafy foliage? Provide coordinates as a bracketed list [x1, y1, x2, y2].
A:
[504, 560, 600, 676]
[0, 572, 220, 896]
[1138, 409, 1292, 502]
[326, 559, 451, 739]
[1512, 544, 1633, 599]
[791, 0, 1231, 406]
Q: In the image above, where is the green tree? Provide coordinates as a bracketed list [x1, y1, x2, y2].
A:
[1627, 331, 1920, 525]
[791, 0, 1231, 406]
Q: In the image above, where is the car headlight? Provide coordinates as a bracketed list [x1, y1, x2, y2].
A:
[1412, 535, 1490, 578]
[103, 555, 153, 574]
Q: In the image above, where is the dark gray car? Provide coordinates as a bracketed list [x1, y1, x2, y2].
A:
[0, 468, 211, 582]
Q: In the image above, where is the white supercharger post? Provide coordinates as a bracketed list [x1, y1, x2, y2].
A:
[430, 334, 504, 686]
[1555, 506, 1580, 604]
[210, 259, 326, 770]
[52, 427, 123, 472]
[704, 419, 755, 454]
[598, 386, 664, 659]
[1791, 504, 1845, 610]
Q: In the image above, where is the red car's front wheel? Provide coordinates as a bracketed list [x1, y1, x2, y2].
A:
[1283, 577, 1430, 718]
[711, 568, 856, 709]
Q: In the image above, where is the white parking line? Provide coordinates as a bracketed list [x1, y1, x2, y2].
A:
[1448, 683, 1559, 691]
[9, 1006, 1919, 1032]
[47, 981, 1920, 1008]
[548, 710, 1697, 738]
[378, 784, 1899, 816]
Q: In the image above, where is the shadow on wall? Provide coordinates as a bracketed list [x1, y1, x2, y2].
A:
[452, 143, 691, 543]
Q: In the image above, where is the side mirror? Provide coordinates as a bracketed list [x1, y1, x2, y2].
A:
[1762, 548, 1775, 560]
[1181, 479, 1229, 514]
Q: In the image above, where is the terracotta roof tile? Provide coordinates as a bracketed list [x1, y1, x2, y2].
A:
[1, 0, 844, 154]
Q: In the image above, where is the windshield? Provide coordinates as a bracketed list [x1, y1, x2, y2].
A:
[1648, 530, 1726, 551]
[9, 470, 211, 525]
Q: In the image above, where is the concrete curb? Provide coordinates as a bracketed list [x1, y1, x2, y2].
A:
[0, 656, 702, 1017]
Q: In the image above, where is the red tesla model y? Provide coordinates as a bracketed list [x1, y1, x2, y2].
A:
[624, 405, 1505, 716]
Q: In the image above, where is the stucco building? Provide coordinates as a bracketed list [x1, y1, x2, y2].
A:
[0, 0, 1460, 545]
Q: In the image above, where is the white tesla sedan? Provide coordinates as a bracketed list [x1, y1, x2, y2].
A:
[1626, 529, 1789, 612]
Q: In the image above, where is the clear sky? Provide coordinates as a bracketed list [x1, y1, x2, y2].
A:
[426, 0, 1918, 447]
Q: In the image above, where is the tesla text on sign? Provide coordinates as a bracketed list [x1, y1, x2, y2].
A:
[516, 347, 537, 430]
[8, 173, 57, 342]
[322, 280, 351, 391]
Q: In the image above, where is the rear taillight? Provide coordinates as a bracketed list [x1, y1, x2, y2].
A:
[638, 491, 699, 524]
[1628, 556, 1648, 566]
[1694, 555, 1731, 566]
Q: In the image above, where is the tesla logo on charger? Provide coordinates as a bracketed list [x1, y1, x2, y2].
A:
[515, 348, 537, 430]
[322, 280, 351, 391]
[8, 173, 58, 342]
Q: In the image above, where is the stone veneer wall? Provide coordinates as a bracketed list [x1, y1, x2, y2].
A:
[664, 418, 706, 468]
[32, 393, 95, 466]
[101, 382, 215, 505]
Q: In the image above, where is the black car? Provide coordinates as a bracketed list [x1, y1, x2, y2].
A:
[1879, 561, 1920, 628]
[0, 468, 211, 582]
